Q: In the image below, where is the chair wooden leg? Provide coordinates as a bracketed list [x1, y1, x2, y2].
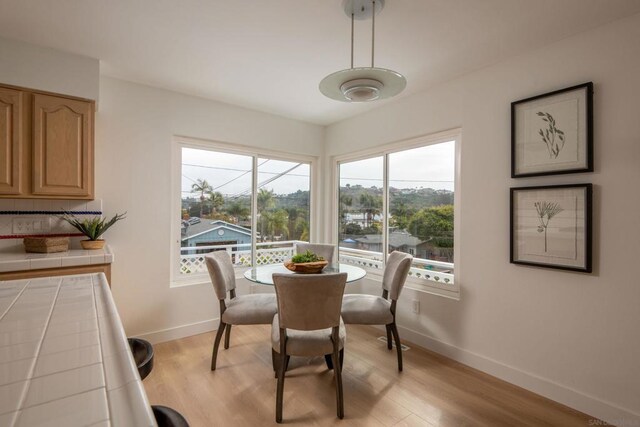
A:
[332, 349, 344, 419]
[276, 351, 287, 423]
[390, 323, 403, 372]
[339, 348, 344, 368]
[324, 354, 334, 370]
[284, 355, 290, 372]
[272, 348, 278, 375]
[211, 322, 226, 371]
[385, 324, 393, 350]
[224, 324, 232, 349]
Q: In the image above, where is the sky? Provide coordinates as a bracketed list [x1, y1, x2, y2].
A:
[340, 141, 455, 192]
[182, 140, 455, 199]
[181, 148, 310, 198]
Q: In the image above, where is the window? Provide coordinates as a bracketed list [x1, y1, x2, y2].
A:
[336, 130, 459, 297]
[174, 139, 312, 283]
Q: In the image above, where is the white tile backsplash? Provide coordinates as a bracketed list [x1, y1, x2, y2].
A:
[0, 200, 15, 211]
[13, 200, 33, 211]
[0, 199, 104, 250]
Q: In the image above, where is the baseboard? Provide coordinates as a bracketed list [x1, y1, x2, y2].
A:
[393, 324, 640, 424]
[134, 318, 219, 345]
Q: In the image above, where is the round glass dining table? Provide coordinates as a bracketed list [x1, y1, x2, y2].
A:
[243, 263, 366, 285]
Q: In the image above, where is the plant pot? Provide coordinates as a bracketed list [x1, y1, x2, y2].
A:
[283, 260, 328, 274]
[81, 239, 105, 250]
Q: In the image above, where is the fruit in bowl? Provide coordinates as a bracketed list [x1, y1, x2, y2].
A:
[284, 250, 328, 274]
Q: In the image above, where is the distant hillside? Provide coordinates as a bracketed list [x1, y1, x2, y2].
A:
[339, 184, 453, 211]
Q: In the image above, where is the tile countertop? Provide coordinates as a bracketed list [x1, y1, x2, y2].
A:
[0, 246, 114, 273]
[0, 273, 157, 426]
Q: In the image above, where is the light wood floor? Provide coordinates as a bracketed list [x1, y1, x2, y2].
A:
[143, 325, 597, 426]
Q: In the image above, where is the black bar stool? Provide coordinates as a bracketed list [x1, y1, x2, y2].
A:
[152, 405, 190, 427]
[127, 338, 154, 380]
[127, 338, 189, 426]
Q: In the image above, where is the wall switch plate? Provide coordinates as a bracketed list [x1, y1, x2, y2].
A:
[412, 300, 420, 314]
[12, 217, 51, 234]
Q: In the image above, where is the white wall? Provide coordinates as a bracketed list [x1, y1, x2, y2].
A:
[4, 11, 638, 423]
[324, 13, 640, 423]
[95, 77, 324, 342]
[0, 37, 99, 101]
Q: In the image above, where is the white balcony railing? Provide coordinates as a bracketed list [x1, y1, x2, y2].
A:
[180, 240, 304, 275]
[180, 241, 454, 285]
[337, 246, 455, 285]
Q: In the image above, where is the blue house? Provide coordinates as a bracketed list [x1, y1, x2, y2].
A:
[181, 219, 252, 253]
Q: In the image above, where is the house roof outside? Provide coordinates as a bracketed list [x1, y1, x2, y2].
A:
[354, 230, 425, 248]
[181, 219, 251, 241]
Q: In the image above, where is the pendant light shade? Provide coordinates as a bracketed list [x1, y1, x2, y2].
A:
[319, 0, 406, 103]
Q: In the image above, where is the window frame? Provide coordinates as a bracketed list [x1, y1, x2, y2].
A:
[331, 128, 462, 299]
[171, 136, 318, 287]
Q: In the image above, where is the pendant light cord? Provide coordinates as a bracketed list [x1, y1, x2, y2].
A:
[371, 0, 375, 67]
[351, 12, 354, 69]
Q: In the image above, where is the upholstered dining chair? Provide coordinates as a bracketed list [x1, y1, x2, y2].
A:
[271, 272, 348, 423]
[205, 251, 278, 370]
[341, 251, 413, 371]
[294, 242, 336, 264]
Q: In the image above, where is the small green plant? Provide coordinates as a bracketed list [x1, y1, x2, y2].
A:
[60, 212, 126, 241]
[291, 250, 324, 263]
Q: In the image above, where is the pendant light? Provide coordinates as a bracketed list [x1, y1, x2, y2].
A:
[319, 0, 406, 102]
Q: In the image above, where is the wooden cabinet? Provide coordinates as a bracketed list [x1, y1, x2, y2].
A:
[33, 94, 93, 197]
[0, 83, 94, 199]
[0, 87, 26, 195]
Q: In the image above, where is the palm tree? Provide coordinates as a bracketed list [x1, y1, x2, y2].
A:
[339, 194, 353, 221]
[257, 188, 275, 211]
[264, 209, 289, 241]
[191, 179, 213, 218]
[257, 189, 275, 241]
[390, 201, 414, 231]
[359, 193, 382, 228]
[208, 191, 225, 216]
[225, 201, 250, 223]
[285, 207, 306, 240]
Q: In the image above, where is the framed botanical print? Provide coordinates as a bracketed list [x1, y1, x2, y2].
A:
[510, 184, 592, 273]
[511, 82, 593, 178]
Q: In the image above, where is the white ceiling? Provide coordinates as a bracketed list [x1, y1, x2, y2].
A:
[1, 1, 639, 125]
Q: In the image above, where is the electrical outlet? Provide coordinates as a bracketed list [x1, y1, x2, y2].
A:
[412, 300, 420, 314]
[12, 217, 51, 234]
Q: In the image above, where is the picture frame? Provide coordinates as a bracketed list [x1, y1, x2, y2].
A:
[511, 82, 593, 178]
[510, 184, 592, 273]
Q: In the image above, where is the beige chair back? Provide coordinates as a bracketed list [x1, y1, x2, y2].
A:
[382, 252, 413, 301]
[273, 272, 347, 331]
[295, 243, 336, 264]
[205, 251, 236, 300]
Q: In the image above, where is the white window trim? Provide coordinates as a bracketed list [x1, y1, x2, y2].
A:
[331, 128, 462, 299]
[170, 135, 318, 287]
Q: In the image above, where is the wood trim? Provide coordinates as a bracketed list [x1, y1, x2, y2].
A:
[0, 82, 95, 104]
[0, 87, 24, 194]
[0, 263, 111, 284]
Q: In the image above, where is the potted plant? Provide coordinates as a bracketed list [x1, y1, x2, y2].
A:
[60, 212, 126, 250]
[284, 250, 328, 274]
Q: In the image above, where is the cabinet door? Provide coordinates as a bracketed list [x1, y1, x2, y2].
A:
[0, 87, 24, 195]
[32, 94, 94, 198]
